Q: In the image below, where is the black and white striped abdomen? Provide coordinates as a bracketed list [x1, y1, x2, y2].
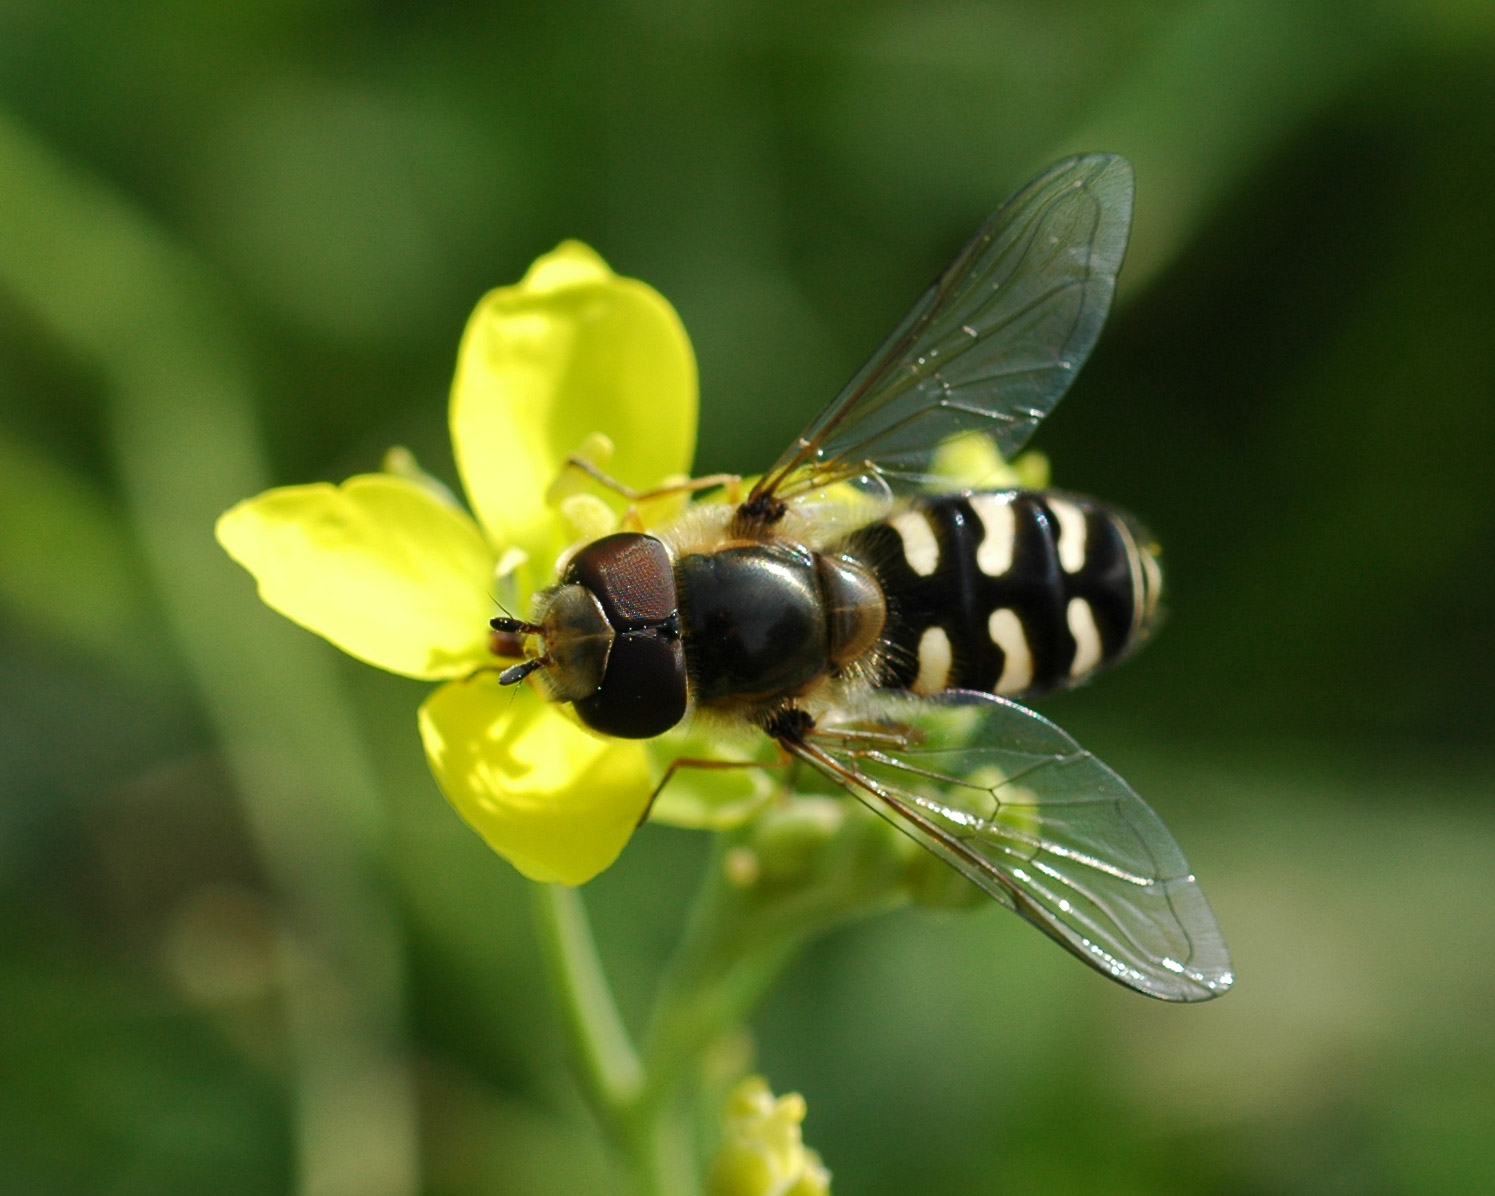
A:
[850, 490, 1162, 699]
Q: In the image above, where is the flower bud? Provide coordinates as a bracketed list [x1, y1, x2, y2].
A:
[706, 1075, 831, 1196]
[904, 765, 1033, 910]
[749, 797, 845, 886]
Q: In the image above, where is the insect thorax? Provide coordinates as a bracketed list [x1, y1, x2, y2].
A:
[675, 542, 885, 708]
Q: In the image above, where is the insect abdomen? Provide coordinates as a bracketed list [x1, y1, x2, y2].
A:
[853, 490, 1160, 699]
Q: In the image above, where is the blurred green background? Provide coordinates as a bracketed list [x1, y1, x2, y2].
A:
[4, 1, 1495, 1193]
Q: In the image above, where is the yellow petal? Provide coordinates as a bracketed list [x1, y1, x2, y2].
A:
[450, 241, 698, 568]
[216, 474, 495, 679]
[419, 677, 653, 885]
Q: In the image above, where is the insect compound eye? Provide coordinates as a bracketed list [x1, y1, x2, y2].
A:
[563, 533, 687, 739]
[565, 533, 678, 628]
[575, 631, 687, 738]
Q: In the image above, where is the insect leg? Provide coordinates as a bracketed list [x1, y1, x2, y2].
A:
[562, 455, 743, 504]
[803, 725, 914, 752]
[640, 751, 791, 827]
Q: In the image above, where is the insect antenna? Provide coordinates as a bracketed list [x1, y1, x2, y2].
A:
[498, 657, 547, 686]
[490, 614, 542, 660]
[490, 616, 541, 634]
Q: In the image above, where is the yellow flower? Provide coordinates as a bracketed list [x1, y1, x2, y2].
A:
[216, 242, 698, 885]
[706, 1076, 831, 1196]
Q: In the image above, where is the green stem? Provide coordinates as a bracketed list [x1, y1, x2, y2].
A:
[640, 833, 904, 1114]
[630, 1106, 701, 1196]
[531, 883, 703, 1196]
[532, 825, 904, 1194]
[530, 883, 644, 1121]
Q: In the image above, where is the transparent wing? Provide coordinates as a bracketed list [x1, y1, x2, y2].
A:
[784, 690, 1232, 1002]
[756, 155, 1133, 501]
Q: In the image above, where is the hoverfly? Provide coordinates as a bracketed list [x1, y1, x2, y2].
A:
[495, 155, 1233, 1002]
